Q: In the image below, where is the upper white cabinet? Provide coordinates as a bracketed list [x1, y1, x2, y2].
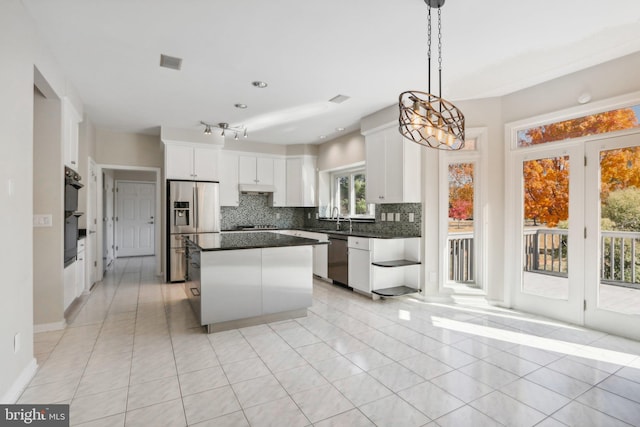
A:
[239, 156, 274, 185]
[62, 97, 82, 170]
[286, 156, 316, 207]
[272, 158, 286, 207]
[165, 143, 220, 181]
[220, 151, 239, 206]
[364, 126, 421, 204]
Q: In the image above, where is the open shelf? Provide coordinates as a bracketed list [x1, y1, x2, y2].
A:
[372, 259, 421, 268]
[372, 286, 420, 297]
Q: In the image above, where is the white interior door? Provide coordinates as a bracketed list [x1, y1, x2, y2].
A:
[585, 132, 640, 339]
[116, 181, 155, 257]
[509, 143, 585, 324]
[103, 171, 115, 268]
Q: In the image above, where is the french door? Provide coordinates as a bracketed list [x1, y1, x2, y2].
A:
[509, 143, 585, 325]
[585, 133, 640, 339]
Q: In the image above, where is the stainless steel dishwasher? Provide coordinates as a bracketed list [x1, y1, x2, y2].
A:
[328, 234, 349, 285]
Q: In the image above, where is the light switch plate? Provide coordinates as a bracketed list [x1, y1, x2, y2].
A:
[33, 214, 53, 227]
[408, 213, 415, 222]
[395, 213, 401, 222]
[380, 213, 386, 221]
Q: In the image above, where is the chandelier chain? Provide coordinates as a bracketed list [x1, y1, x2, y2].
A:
[437, 8, 442, 71]
[427, 6, 432, 94]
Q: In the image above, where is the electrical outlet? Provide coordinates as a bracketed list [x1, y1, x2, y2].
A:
[408, 213, 415, 222]
[307, 212, 311, 219]
[315, 212, 319, 219]
[276, 213, 281, 220]
[395, 213, 401, 222]
[7, 179, 14, 197]
[14, 333, 20, 354]
[380, 213, 386, 221]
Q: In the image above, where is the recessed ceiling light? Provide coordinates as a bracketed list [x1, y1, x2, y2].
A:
[252, 81, 268, 88]
[329, 94, 350, 104]
[319, 135, 327, 139]
[235, 103, 248, 109]
[335, 127, 345, 132]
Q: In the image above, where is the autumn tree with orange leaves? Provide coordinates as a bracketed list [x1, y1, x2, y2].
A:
[522, 108, 638, 227]
[448, 163, 474, 227]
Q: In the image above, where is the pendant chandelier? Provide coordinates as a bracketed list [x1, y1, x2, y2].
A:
[399, 0, 465, 150]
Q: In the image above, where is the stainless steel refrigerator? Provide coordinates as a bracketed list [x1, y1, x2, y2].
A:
[167, 180, 220, 282]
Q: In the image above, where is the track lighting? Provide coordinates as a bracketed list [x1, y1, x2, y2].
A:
[200, 121, 247, 139]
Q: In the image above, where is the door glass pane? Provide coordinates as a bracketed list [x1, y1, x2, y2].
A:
[522, 156, 570, 299]
[598, 146, 640, 314]
[447, 163, 475, 284]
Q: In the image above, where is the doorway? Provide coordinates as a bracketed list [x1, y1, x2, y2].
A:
[96, 165, 162, 281]
[508, 128, 640, 338]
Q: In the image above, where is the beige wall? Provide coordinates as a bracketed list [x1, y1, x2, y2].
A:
[96, 129, 163, 168]
[0, 0, 84, 401]
[114, 170, 156, 181]
[222, 139, 287, 155]
[502, 51, 640, 123]
[33, 89, 64, 327]
[316, 131, 365, 171]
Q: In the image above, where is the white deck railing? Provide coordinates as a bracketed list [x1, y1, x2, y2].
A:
[448, 228, 640, 289]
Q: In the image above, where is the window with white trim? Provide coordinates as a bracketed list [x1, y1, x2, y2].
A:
[331, 168, 375, 218]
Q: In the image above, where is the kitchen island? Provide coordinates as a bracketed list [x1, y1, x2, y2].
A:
[184, 232, 326, 333]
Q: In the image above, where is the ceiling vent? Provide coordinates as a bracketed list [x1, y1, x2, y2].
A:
[160, 54, 182, 70]
[329, 94, 350, 104]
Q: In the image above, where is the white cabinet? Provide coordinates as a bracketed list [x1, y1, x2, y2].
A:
[239, 156, 274, 185]
[76, 238, 86, 297]
[165, 143, 220, 181]
[348, 237, 371, 294]
[272, 158, 286, 207]
[286, 156, 316, 207]
[62, 97, 82, 170]
[63, 262, 76, 311]
[348, 237, 421, 297]
[365, 126, 421, 204]
[220, 151, 239, 206]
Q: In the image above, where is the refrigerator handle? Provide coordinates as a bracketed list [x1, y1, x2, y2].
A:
[194, 186, 199, 230]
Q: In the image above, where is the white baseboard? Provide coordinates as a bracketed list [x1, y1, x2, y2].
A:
[33, 319, 67, 333]
[1, 358, 37, 403]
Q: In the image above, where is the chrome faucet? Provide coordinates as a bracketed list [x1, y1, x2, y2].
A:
[331, 206, 340, 230]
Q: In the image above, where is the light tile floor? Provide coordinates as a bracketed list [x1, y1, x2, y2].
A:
[23, 257, 640, 426]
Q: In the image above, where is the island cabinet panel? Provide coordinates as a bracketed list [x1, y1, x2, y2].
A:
[262, 246, 312, 315]
[201, 248, 262, 324]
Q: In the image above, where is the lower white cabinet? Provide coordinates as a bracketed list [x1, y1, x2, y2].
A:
[348, 237, 421, 297]
[76, 238, 86, 297]
[63, 262, 76, 311]
[349, 242, 371, 294]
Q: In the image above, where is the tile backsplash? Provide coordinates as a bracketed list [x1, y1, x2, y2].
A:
[221, 194, 305, 230]
[221, 193, 421, 236]
[303, 203, 422, 236]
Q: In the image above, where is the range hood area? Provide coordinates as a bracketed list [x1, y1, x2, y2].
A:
[238, 183, 276, 194]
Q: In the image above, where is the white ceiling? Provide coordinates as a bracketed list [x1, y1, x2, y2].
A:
[23, 0, 640, 145]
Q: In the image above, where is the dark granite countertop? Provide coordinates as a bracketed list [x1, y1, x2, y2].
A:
[298, 228, 421, 239]
[220, 227, 420, 239]
[186, 232, 328, 251]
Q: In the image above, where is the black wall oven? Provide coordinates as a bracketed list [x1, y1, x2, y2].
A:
[64, 167, 83, 267]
